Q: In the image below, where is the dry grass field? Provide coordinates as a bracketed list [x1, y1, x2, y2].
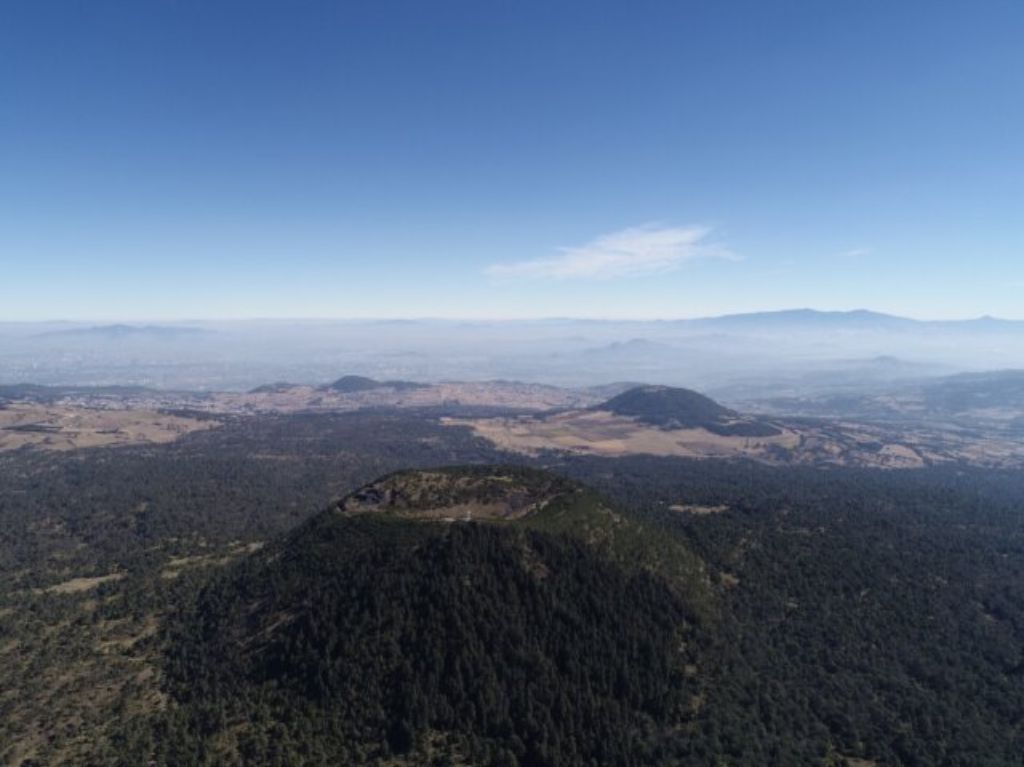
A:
[0, 404, 218, 452]
[450, 410, 800, 458]
[449, 410, 1024, 469]
[209, 380, 607, 413]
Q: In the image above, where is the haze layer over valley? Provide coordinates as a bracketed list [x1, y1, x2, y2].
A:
[2, 310, 1021, 395]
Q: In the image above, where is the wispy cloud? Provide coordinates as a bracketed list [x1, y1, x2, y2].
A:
[486, 224, 733, 280]
[836, 247, 872, 259]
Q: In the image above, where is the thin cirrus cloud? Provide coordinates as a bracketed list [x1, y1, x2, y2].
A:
[486, 225, 734, 280]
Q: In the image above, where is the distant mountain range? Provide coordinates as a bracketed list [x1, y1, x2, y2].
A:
[675, 308, 1024, 331]
[34, 324, 210, 340]
[16, 310, 1024, 337]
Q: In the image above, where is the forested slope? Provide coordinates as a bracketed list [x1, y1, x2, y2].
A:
[159, 468, 710, 765]
[2, 411, 1024, 765]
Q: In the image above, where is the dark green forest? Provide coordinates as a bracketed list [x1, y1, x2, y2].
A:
[2, 411, 1024, 765]
[162, 516, 699, 766]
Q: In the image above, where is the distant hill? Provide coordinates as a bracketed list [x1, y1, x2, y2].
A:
[0, 383, 159, 403]
[920, 369, 1024, 413]
[583, 338, 675, 357]
[34, 324, 209, 340]
[164, 466, 709, 765]
[602, 384, 733, 424]
[584, 380, 647, 399]
[600, 384, 781, 437]
[319, 374, 428, 393]
[751, 369, 1024, 430]
[247, 381, 301, 394]
[792, 355, 950, 388]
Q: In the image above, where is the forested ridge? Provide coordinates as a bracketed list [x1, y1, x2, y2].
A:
[151, 467, 713, 764]
[161, 516, 701, 765]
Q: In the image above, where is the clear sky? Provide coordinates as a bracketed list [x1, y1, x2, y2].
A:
[2, 0, 1022, 321]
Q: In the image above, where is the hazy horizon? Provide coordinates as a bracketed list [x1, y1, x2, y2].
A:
[4, 306, 1024, 325]
[3, 308, 1022, 394]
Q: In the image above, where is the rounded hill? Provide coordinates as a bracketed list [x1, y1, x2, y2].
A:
[162, 466, 710, 766]
[600, 385, 781, 437]
[320, 375, 428, 393]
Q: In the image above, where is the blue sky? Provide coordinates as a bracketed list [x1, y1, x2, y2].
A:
[1, 0, 1022, 320]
